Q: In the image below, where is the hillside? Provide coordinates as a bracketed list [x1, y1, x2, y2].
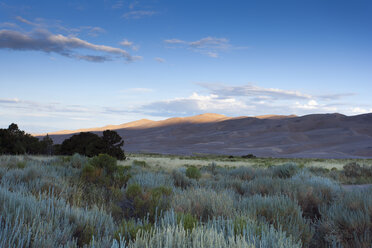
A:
[39, 113, 372, 158]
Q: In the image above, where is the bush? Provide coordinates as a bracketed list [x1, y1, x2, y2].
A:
[70, 153, 88, 169]
[115, 219, 153, 242]
[176, 212, 198, 231]
[123, 184, 173, 222]
[239, 194, 313, 245]
[172, 170, 192, 189]
[132, 160, 147, 167]
[315, 190, 372, 247]
[185, 166, 201, 180]
[172, 188, 235, 220]
[271, 163, 299, 178]
[90, 154, 117, 175]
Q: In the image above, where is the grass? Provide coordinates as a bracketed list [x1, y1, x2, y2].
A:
[0, 153, 372, 247]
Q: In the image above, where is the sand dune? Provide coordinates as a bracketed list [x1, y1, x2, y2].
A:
[39, 113, 372, 158]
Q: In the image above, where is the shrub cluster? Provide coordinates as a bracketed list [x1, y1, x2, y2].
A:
[1, 154, 372, 247]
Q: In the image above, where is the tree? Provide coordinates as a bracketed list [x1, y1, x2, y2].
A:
[102, 130, 125, 160]
[41, 134, 54, 155]
[60, 132, 105, 157]
[0, 123, 48, 155]
[58, 130, 125, 159]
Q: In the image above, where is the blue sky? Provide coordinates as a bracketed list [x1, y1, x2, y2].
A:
[0, 0, 371, 133]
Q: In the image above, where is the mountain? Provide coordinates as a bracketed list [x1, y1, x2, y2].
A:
[37, 113, 372, 158]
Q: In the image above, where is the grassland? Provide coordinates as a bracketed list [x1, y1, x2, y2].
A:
[1, 153, 372, 247]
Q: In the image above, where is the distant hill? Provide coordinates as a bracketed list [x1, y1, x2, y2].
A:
[37, 113, 372, 158]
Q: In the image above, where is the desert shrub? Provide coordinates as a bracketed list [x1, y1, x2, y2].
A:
[115, 219, 153, 242]
[242, 172, 341, 220]
[114, 218, 301, 248]
[132, 160, 147, 167]
[238, 194, 313, 245]
[227, 166, 260, 181]
[315, 190, 372, 247]
[123, 184, 173, 222]
[90, 153, 117, 175]
[81, 154, 130, 189]
[185, 166, 201, 180]
[0, 184, 115, 247]
[241, 154, 256, 159]
[343, 162, 363, 177]
[70, 153, 88, 168]
[16, 161, 26, 169]
[176, 212, 198, 231]
[127, 172, 174, 189]
[271, 163, 299, 178]
[172, 188, 235, 220]
[172, 169, 192, 189]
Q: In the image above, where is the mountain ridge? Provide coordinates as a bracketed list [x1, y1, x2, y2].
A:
[37, 113, 372, 158]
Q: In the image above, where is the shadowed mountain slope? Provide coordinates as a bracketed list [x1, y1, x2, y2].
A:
[39, 113, 372, 158]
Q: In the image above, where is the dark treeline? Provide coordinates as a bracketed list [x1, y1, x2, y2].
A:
[0, 123, 125, 159]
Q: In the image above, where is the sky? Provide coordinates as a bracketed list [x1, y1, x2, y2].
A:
[0, 0, 371, 133]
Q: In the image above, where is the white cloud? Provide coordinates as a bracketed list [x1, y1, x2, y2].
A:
[119, 38, 139, 51]
[122, 10, 156, 19]
[164, 36, 234, 58]
[140, 92, 252, 116]
[350, 107, 372, 115]
[154, 57, 165, 63]
[198, 83, 312, 100]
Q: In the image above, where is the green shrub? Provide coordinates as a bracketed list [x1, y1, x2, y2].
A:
[172, 170, 192, 189]
[90, 153, 117, 175]
[70, 153, 88, 168]
[172, 188, 234, 221]
[16, 161, 26, 169]
[124, 184, 173, 222]
[132, 160, 147, 167]
[186, 166, 201, 180]
[176, 212, 198, 231]
[115, 219, 153, 242]
[271, 163, 299, 178]
[239, 194, 313, 246]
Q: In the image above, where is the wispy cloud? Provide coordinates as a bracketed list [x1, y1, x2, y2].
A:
[138, 83, 367, 117]
[120, 38, 139, 51]
[0, 29, 141, 62]
[197, 83, 312, 100]
[164, 36, 236, 57]
[154, 57, 165, 63]
[123, 10, 156, 19]
[140, 93, 252, 116]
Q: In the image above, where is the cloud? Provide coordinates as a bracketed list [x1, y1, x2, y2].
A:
[350, 107, 372, 115]
[197, 83, 312, 100]
[112, 0, 125, 9]
[0, 29, 141, 62]
[13, 16, 106, 38]
[154, 57, 165, 63]
[0, 98, 20, 104]
[138, 83, 367, 117]
[123, 10, 156, 19]
[164, 36, 234, 57]
[140, 93, 252, 116]
[0, 22, 19, 29]
[120, 38, 139, 51]
[15, 16, 38, 26]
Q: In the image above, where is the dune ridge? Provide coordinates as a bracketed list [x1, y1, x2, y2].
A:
[38, 113, 372, 158]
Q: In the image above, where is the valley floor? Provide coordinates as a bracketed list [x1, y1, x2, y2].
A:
[1, 154, 372, 247]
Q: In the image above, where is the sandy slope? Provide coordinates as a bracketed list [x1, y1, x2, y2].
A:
[38, 113, 372, 158]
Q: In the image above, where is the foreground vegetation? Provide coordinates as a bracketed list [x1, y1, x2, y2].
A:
[0, 154, 372, 247]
